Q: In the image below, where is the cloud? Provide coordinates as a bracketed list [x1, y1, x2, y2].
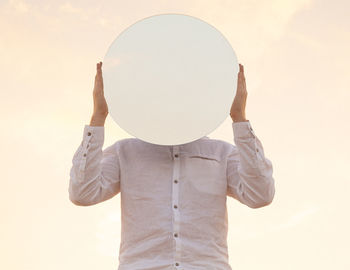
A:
[58, 1, 92, 21]
[59, 2, 81, 14]
[8, 0, 30, 13]
[178, 0, 316, 62]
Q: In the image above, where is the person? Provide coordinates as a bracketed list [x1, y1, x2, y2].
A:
[69, 62, 275, 270]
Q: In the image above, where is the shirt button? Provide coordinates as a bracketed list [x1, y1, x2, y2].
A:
[174, 205, 178, 209]
[174, 179, 178, 183]
[83, 153, 87, 157]
[174, 154, 178, 158]
[87, 132, 91, 136]
[175, 262, 179, 266]
[174, 233, 178, 237]
[256, 149, 259, 152]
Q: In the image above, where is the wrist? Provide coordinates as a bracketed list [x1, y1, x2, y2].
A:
[231, 115, 248, 122]
[90, 114, 107, 126]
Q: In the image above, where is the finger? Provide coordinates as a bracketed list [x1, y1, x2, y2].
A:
[240, 64, 245, 78]
[240, 66, 246, 83]
[238, 64, 244, 79]
[238, 70, 243, 85]
[242, 66, 246, 86]
[237, 79, 242, 92]
[96, 63, 102, 76]
[96, 63, 99, 74]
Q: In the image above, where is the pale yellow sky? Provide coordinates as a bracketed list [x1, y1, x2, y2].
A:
[1, 0, 349, 269]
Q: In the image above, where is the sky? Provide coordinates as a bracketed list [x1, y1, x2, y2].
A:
[0, 0, 349, 269]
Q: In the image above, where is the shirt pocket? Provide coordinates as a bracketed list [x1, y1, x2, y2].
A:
[185, 153, 226, 196]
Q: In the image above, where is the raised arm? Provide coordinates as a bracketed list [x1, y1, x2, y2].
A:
[227, 63, 275, 208]
[68, 61, 121, 206]
[226, 121, 275, 208]
[68, 125, 121, 206]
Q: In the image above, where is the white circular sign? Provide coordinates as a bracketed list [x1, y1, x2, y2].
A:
[103, 13, 238, 145]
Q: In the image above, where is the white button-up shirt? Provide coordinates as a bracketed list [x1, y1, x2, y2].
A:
[69, 120, 275, 270]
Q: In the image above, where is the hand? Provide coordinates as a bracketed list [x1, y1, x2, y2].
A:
[230, 63, 248, 122]
[90, 62, 109, 125]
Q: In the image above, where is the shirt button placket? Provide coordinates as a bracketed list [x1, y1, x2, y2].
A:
[172, 145, 181, 268]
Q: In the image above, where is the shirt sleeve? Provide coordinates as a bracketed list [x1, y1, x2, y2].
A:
[68, 124, 121, 206]
[226, 120, 275, 208]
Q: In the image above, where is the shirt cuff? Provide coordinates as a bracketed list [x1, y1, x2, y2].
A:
[232, 120, 256, 139]
[83, 124, 104, 143]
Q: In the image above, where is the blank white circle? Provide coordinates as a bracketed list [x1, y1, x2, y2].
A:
[103, 13, 238, 146]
